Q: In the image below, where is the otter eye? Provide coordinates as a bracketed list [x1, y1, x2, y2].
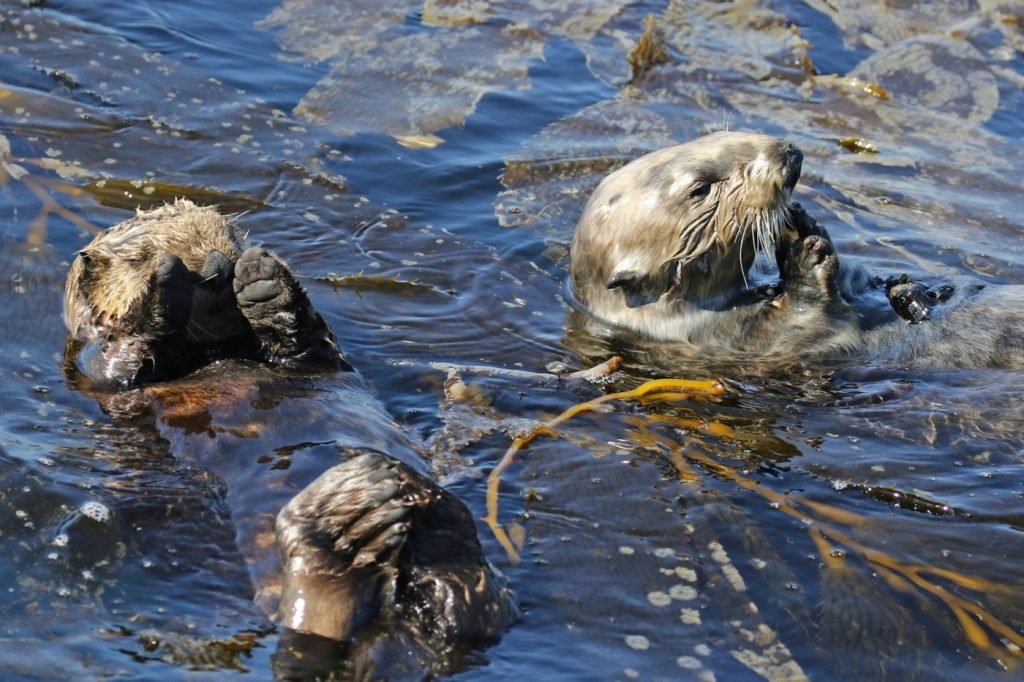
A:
[689, 183, 711, 199]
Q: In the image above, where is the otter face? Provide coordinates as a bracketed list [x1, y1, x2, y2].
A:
[570, 131, 802, 340]
[64, 200, 346, 387]
[64, 200, 240, 343]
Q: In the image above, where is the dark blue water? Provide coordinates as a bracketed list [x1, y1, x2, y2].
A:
[1, 1, 1023, 679]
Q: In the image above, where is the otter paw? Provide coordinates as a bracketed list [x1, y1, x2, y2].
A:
[143, 253, 192, 338]
[887, 280, 931, 324]
[188, 250, 251, 346]
[783, 235, 840, 302]
[233, 246, 348, 369]
[777, 203, 832, 271]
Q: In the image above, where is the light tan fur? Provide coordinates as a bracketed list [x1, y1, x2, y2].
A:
[64, 199, 239, 341]
[570, 131, 801, 342]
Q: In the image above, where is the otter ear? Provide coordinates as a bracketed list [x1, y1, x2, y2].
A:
[606, 270, 641, 290]
[77, 249, 110, 273]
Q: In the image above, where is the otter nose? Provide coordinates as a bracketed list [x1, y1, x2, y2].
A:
[782, 145, 803, 190]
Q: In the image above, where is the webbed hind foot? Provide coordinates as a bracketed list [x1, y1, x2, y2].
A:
[274, 449, 517, 643]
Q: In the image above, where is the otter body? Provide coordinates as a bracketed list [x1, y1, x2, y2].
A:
[570, 133, 1024, 370]
[773, 200, 1024, 369]
[864, 282, 1024, 368]
[63, 203, 516, 673]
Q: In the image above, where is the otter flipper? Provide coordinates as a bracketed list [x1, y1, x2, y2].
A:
[275, 449, 517, 644]
[233, 246, 349, 370]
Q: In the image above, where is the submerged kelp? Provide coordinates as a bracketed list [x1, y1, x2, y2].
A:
[260, 0, 638, 145]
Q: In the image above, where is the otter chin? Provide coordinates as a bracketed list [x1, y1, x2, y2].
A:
[570, 131, 802, 342]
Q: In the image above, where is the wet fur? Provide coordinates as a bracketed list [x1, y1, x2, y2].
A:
[64, 200, 343, 386]
[571, 134, 1024, 370]
[65, 199, 240, 340]
[570, 131, 803, 342]
[63, 202, 516, 658]
[780, 203, 1024, 369]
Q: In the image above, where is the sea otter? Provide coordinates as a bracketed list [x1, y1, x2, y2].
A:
[569, 131, 859, 357]
[63, 201, 517, 673]
[64, 199, 344, 387]
[569, 132, 1024, 370]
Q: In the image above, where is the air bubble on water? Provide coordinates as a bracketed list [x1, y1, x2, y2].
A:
[647, 591, 671, 607]
[53, 533, 69, 547]
[81, 569, 95, 582]
[831, 479, 850, 491]
[670, 584, 698, 601]
[56, 586, 71, 597]
[79, 501, 111, 523]
[625, 634, 650, 651]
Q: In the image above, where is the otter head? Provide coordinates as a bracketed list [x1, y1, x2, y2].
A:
[64, 200, 240, 342]
[569, 131, 802, 339]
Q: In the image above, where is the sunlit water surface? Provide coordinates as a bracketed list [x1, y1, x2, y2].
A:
[1, 1, 1023, 680]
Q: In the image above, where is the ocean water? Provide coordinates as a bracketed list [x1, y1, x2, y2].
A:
[1, 1, 1023, 679]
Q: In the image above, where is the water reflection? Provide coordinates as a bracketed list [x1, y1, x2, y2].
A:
[1, 0, 1023, 679]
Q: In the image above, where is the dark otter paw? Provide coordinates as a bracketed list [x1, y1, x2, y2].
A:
[143, 253, 192, 338]
[777, 203, 832, 270]
[887, 280, 931, 324]
[233, 246, 349, 370]
[885, 274, 956, 324]
[783, 234, 840, 302]
[188, 250, 251, 346]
